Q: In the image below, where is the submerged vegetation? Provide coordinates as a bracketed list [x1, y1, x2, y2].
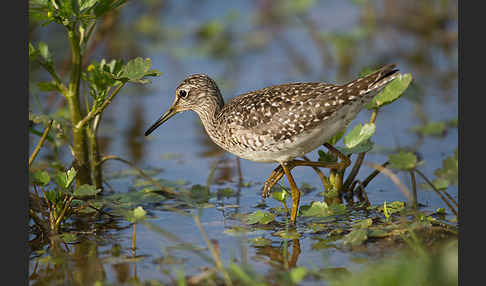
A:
[29, 0, 457, 285]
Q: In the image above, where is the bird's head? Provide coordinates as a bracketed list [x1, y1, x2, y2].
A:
[145, 74, 224, 136]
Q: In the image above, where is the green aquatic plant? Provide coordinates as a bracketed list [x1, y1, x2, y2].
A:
[29, 0, 162, 188]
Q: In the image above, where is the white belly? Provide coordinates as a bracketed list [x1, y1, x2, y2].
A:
[238, 101, 365, 163]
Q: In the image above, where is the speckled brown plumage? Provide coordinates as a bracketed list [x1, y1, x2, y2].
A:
[146, 64, 399, 163]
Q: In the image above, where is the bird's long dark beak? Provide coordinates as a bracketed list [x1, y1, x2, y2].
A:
[144, 107, 178, 136]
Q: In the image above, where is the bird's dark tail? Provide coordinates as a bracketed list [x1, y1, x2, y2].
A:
[343, 64, 399, 97]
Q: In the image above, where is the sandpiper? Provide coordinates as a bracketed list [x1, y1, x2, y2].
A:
[145, 64, 399, 223]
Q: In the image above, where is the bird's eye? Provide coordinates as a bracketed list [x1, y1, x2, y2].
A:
[179, 90, 187, 98]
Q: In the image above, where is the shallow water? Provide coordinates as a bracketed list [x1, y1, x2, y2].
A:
[29, 1, 457, 285]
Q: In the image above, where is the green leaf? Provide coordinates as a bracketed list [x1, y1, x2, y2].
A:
[327, 128, 347, 145]
[260, 212, 276, 224]
[383, 201, 391, 221]
[412, 122, 447, 137]
[344, 123, 376, 149]
[216, 188, 236, 198]
[272, 188, 287, 202]
[118, 57, 161, 83]
[290, 267, 308, 284]
[434, 155, 458, 186]
[366, 73, 412, 109]
[436, 207, 446, 215]
[245, 211, 275, 225]
[368, 229, 388, 238]
[432, 177, 450, 190]
[248, 237, 272, 247]
[37, 81, 60, 92]
[73, 184, 101, 198]
[79, 0, 98, 11]
[32, 170, 50, 186]
[125, 206, 147, 223]
[29, 42, 37, 59]
[38, 42, 52, 63]
[274, 229, 301, 239]
[388, 151, 417, 170]
[343, 228, 368, 246]
[133, 206, 147, 220]
[318, 150, 337, 163]
[246, 210, 264, 224]
[354, 218, 373, 229]
[377, 200, 405, 216]
[60, 232, 78, 243]
[300, 201, 346, 217]
[336, 140, 374, 156]
[55, 167, 77, 189]
[66, 167, 77, 188]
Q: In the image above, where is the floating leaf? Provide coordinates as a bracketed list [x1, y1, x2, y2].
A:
[32, 170, 50, 186]
[366, 73, 412, 109]
[290, 267, 308, 284]
[377, 201, 405, 216]
[273, 229, 301, 239]
[73, 184, 101, 198]
[216, 188, 236, 198]
[245, 211, 264, 224]
[300, 201, 346, 217]
[344, 123, 376, 149]
[60, 233, 78, 243]
[343, 228, 368, 246]
[368, 229, 388, 238]
[412, 122, 447, 137]
[388, 152, 417, 170]
[245, 211, 275, 225]
[432, 177, 450, 190]
[434, 155, 458, 186]
[248, 237, 272, 247]
[354, 218, 373, 229]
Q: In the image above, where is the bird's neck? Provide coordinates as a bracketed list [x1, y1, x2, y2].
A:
[193, 96, 225, 130]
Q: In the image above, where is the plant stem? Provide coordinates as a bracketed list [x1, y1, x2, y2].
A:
[343, 108, 379, 190]
[413, 169, 458, 217]
[76, 82, 125, 129]
[361, 161, 389, 188]
[67, 29, 91, 185]
[29, 120, 53, 167]
[302, 155, 331, 190]
[410, 171, 418, 209]
[132, 223, 137, 251]
[87, 123, 103, 189]
[366, 162, 411, 200]
[194, 215, 233, 286]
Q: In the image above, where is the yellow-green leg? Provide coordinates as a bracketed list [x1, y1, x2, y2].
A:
[281, 162, 301, 224]
[262, 144, 350, 198]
